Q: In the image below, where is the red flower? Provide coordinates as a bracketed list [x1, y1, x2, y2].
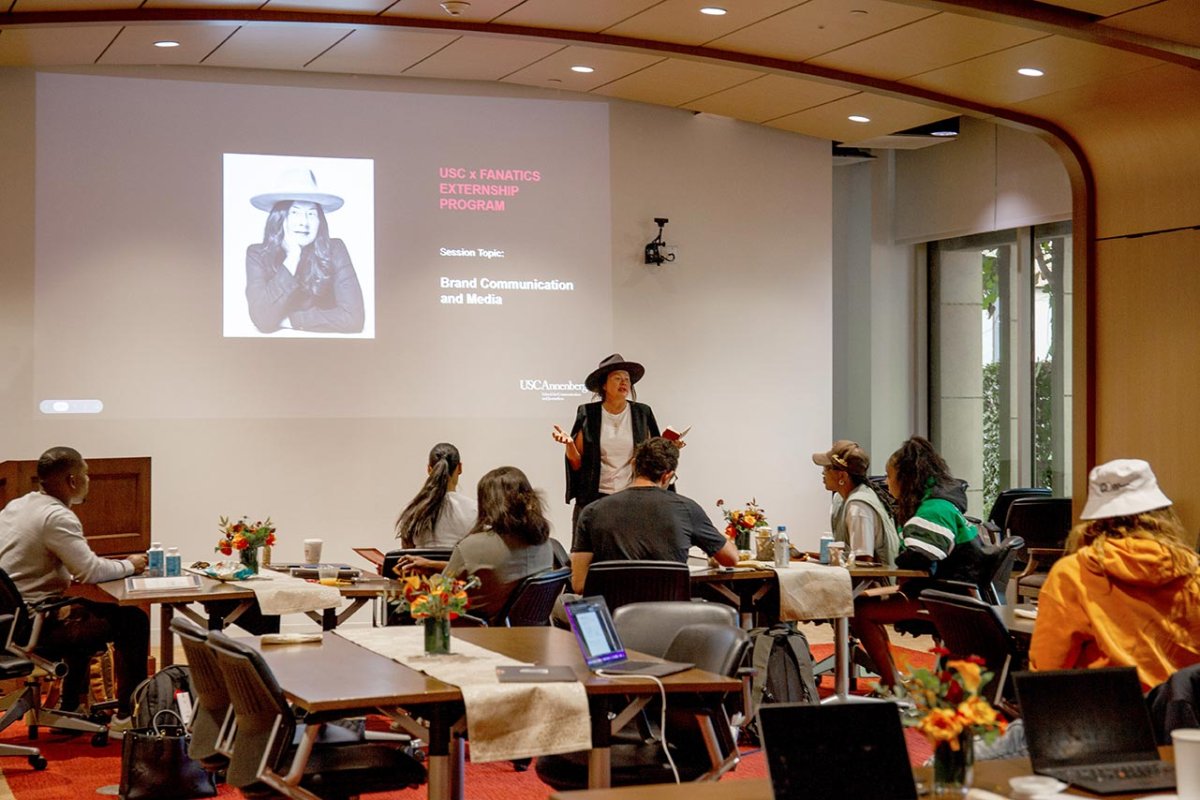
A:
[931, 646, 950, 656]
[219, 545, 233, 556]
[234, 538, 249, 550]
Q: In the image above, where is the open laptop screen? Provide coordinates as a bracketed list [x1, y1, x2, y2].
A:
[564, 596, 628, 668]
[760, 702, 917, 800]
[1014, 667, 1161, 769]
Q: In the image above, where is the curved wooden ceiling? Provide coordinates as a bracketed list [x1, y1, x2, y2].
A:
[1, 0, 1196, 152]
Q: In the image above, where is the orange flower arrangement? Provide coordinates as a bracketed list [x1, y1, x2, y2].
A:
[895, 648, 1007, 748]
[392, 573, 480, 621]
[215, 515, 277, 556]
[716, 498, 768, 546]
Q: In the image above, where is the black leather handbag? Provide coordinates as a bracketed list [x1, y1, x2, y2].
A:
[118, 710, 217, 800]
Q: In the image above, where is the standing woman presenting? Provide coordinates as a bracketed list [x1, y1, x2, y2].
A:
[552, 354, 661, 529]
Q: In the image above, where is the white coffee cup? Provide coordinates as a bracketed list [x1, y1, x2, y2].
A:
[303, 538, 323, 564]
[1173, 728, 1200, 799]
[1008, 775, 1066, 799]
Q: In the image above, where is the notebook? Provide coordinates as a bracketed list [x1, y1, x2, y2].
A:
[759, 701, 917, 800]
[1014, 667, 1176, 795]
[563, 596, 693, 677]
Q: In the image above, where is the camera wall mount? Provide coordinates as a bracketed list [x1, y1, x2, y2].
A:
[645, 217, 675, 265]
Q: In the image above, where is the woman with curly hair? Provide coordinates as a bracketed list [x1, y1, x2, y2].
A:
[1031, 459, 1200, 689]
[443, 466, 555, 621]
[852, 435, 984, 687]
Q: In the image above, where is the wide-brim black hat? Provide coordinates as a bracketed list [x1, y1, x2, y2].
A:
[585, 353, 645, 393]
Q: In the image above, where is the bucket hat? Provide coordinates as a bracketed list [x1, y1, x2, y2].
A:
[1079, 458, 1172, 520]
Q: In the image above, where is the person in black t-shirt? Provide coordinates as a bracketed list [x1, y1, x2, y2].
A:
[570, 437, 737, 593]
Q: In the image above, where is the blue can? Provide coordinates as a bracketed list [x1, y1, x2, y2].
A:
[818, 534, 834, 565]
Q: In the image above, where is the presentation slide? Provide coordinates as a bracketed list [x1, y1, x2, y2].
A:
[33, 73, 612, 420]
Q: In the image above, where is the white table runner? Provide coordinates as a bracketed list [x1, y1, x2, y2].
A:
[337, 626, 591, 763]
[231, 569, 342, 616]
[774, 561, 854, 621]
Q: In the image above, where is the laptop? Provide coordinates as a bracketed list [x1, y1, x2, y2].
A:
[759, 702, 918, 800]
[563, 596, 693, 677]
[1014, 667, 1176, 794]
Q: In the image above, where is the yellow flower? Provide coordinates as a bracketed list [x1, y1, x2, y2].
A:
[743, 514, 757, 527]
[918, 708, 965, 745]
[958, 696, 1005, 732]
[947, 659, 983, 694]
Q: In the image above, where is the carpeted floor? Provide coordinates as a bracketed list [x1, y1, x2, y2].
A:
[0, 642, 936, 799]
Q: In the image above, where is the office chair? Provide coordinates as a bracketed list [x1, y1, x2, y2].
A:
[206, 630, 425, 798]
[168, 617, 232, 774]
[612, 600, 737, 658]
[0, 612, 48, 770]
[985, 487, 1052, 543]
[0, 568, 110, 745]
[493, 566, 571, 627]
[921, 589, 1026, 714]
[535, 620, 751, 790]
[1006, 497, 1072, 602]
[581, 560, 691, 611]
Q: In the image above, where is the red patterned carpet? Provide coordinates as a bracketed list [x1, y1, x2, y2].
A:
[0, 643, 935, 799]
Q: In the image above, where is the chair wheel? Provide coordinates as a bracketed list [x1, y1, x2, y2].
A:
[29, 755, 48, 770]
[28, 726, 38, 740]
[91, 731, 109, 747]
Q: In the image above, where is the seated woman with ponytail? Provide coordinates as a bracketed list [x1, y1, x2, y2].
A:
[391, 443, 477, 573]
[443, 466, 555, 622]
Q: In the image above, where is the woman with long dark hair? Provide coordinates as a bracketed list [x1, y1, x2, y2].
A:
[395, 443, 477, 549]
[851, 435, 983, 687]
[245, 169, 365, 333]
[443, 466, 554, 621]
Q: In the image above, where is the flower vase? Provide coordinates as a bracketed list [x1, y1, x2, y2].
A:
[931, 731, 974, 798]
[424, 617, 451, 655]
[734, 528, 750, 551]
[239, 546, 261, 575]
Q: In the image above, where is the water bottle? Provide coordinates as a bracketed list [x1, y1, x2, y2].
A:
[147, 542, 164, 578]
[773, 525, 790, 569]
[165, 547, 182, 577]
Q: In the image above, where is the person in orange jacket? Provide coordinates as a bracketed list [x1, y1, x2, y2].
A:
[1030, 458, 1200, 690]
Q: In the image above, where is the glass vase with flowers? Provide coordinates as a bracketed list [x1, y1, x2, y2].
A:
[716, 498, 768, 554]
[893, 649, 1008, 799]
[216, 516, 276, 575]
[389, 573, 482, 655]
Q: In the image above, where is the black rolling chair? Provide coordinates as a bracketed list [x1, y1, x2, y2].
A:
[612, 600, 738, 658]
[535, 620, 751, 790]
[494, 566, 571, 627]
[581, 560, 691, 611]
[0, 568, 110, 745]
[1006, 497, 1073, 602]
[0, 611, 47, 770]
[985, 487, 1052, 543]
[921, 589, 1026, 714]
[206, 630, 425, 798]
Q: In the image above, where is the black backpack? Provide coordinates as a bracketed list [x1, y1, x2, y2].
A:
[742, 623, 820, 743]
[131, 665, 194, 729]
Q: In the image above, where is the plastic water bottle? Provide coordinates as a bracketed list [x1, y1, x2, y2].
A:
[147, 542, 164, 578]
[165, 547, 182, 577]
[774, 526, 790, 569]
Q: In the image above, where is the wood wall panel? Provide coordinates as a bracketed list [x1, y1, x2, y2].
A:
[1091, 229, 1200, 540]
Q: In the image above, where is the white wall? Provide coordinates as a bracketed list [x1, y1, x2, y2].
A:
[0, 68, 833, 575]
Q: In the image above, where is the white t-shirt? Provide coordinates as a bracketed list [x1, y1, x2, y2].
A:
[414, 490, 477, 548]
[598, 404, 634, 495]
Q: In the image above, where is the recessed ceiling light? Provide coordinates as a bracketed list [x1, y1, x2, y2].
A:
[931, 130, 957, 137]
[1018, 67, 1044, 77]
[153, 40, 181, 48]
[848, 115, 871, 123]
[700, 7, 727, 15]
[570, 65, 594, 74]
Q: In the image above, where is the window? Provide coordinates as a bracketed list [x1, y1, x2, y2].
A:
[929, 223, 1072, 518]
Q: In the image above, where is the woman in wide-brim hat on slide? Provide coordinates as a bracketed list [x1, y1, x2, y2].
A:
[245, 168, 365, 334]
[552, 354, 661, 529]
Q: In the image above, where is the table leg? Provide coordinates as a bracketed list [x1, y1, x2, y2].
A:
[821, 616, 881, 705]
[587, 695, 612, 789]
[425, 705, 454, 800]
[159, 605, 175, 667]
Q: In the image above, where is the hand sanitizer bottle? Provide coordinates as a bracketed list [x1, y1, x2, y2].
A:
[147, 542, 164, 578]
[165, 547, 182, 577]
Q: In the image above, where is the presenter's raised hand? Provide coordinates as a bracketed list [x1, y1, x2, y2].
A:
[551, 425, 572, 445]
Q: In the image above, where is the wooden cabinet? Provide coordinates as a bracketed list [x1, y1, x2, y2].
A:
[0, 457, 151, 556]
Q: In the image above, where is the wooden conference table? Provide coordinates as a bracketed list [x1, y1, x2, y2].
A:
[690, 562, 927, 700]
[247, 626, 740, 800]
[549, 750, 1176, 800]
[70, 572, 393, 667]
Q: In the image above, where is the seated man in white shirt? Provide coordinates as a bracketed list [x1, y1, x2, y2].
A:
[0, 447, 148, 726]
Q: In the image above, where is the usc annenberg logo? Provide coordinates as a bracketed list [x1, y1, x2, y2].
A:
[519, 379, 586, 392]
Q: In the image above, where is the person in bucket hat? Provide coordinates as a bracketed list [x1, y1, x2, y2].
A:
[1031, 459, 1200, 689]
[551, 354, 662, 530]
[245, 168, 365, 334]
